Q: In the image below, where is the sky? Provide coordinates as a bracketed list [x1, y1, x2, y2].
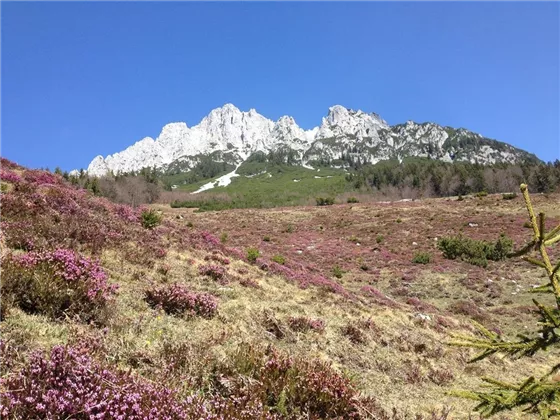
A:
[1, 2, 559, 171]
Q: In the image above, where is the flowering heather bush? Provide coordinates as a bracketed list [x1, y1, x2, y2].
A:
[144, 283, 218, 318]
[287, 316, 326, 333]
[238, 277, 260, 288]
[0, 341, 287, 419]
[189, 230, 222, 250]
[214, 344, 363, 418]
[226, 246, 246, 261]
[198, 263, 228, 282]
[203, 252, 230, 265]
[1, 249, 116, 322]
[448, 299, 489, 324]
[0, 344, 195, 419]
[0, 163, 174, 260]
[0, 169, 21, 183]
[115, 203, 141, 222]
[360, 285, 400, 308]
[267, 261, 351, 297]
[0, 157, 19, 169]
[22, 169, 60, 185]
[406, 297, 439, 314]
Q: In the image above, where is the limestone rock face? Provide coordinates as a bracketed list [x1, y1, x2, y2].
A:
[85, 104, 538, 176]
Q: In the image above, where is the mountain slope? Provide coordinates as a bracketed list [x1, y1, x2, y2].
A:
[86, 104, 539, 176]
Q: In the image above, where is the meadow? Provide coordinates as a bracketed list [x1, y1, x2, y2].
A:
[1, 158, 558, 419]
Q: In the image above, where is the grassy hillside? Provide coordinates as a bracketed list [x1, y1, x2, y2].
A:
[155, 158, 560, 212]
[167, 164, 351, 210]
[1, 158, 558, 418]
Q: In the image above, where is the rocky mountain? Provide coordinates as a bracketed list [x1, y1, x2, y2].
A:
[86, 104, 538, 176]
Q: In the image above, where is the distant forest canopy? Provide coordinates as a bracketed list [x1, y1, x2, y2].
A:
[347, 157, 560, 197]
[53, 157, 560, 208]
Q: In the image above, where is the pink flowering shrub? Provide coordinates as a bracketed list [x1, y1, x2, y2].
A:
[266, 261, 351, 297]
[144, 283, 218, 318]
[0, 343, 196, 419]
[204, 252, 230, 265]
[238, 277, 260, 288]
[189, 230, 222, 250]
[0, 162, 172, 260]
[287, 316, 326, 333]
[0, 169, 21, 183]
[1, 249, 116, 322]
[198, 263, 228, 282]
[213, 344, 363, 418]
[0, 342, 303, 419]
[0, 157, 20, 169]
[360, 285, 400, 308]
[114, 203, 141, 222]
[22, 169, 60, 185]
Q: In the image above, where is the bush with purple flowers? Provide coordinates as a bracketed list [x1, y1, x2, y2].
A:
[1, 249, 117, 322]
[203, 252, 230, 265]
[0, 169, 21, 184]
[144, 283, 218, 318]
[22, 169, 60, 185]
[198, 263, 228, 282]
[0, 343, 196, 419]
[213, 344, 364, 418]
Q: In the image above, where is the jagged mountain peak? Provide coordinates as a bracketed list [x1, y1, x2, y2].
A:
[84, 104, 538, 176]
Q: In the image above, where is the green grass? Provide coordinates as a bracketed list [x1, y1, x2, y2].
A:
[169, 164, 350, 211]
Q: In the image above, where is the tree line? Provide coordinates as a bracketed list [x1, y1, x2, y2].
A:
[346, 158, 560, 198]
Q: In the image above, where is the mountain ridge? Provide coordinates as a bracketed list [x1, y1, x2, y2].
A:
[85, 104, 539, 176]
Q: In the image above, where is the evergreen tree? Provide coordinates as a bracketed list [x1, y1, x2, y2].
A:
[451, 184, 560, 418]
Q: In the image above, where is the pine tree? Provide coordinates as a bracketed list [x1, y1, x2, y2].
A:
[451, 184, 560, 418]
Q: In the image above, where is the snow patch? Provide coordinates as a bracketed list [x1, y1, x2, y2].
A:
[191, 165, 241, 194]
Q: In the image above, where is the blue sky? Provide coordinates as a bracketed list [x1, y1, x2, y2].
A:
[2, 1, 559, 171]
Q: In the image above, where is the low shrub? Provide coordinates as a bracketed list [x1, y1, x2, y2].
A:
[448, 300, 489, 324]
[141, 208, 162, 229]
[332, 265, 344, 279]
[203, 252, 230, 265]
[283, 224, 294, 233]
[0, 169, 21, 184]
[144, 283, 217, 318]
[1, 249, 117, 322]
[502, 192, 518, 200]
[347, 197, 359, 204]
[0, 302, 10, 321]
[376, 234, 384, 244]
[316, 197, 335, 206]
[0, 344, 195, 419]
[437, 234, 512, 267]
[341, 324, 367, 344]
[287, 316, 325, 333]
[428, 368, 455, 386]
[412, 252, 431, 264]
[213, 344, 363, 418]
[475, 191, 488, 198]
[198, 263, 228, 282]
[220, 232, 228, 243]
[271, 254, 286, 265]
[246, 247, 260, 263]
